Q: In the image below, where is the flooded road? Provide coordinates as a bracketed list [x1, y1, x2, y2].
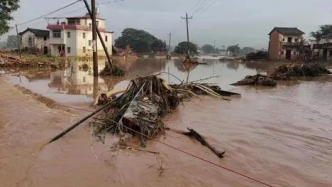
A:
[1, 59, 332, 187]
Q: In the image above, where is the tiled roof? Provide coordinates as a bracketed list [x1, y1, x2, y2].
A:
[19, 28, 49, 37]
[268, 27, 305, 35]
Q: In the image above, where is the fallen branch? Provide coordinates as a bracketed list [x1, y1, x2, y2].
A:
[182, 128, 225, 158]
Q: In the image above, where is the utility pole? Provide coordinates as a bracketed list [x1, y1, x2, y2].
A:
[168, 32, 172, 52]
[181, 12, 193, 56]
[91, 0, 98, 77]
[214, 40, 216, 54]
[15, 24, 22, 59]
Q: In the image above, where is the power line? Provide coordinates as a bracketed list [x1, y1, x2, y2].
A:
[193, 0, 219, 18]
[188, 0, 207, 15]
[97, 0, 125, 5]
[17, 0, 82, 26]
[192, 0, 211, 16]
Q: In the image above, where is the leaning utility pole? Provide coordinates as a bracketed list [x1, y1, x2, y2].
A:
[168, 32, 172, 52]
[15, 24, 22, 59]
[181, 12, 193, 56]
[82, 0, 112, 68]
[91, 0, 98, 77]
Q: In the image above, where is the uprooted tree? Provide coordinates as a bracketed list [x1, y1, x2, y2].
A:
[0, 0, 20, 36]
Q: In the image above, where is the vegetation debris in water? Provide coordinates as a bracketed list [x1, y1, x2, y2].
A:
[91, 74, 231, 145]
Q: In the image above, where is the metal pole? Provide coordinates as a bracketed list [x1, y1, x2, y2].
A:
[15, 24, 22, 59]
[168, 32, 172, 52]
[82, 0, 113, 68]
[91, 0, 98, 77]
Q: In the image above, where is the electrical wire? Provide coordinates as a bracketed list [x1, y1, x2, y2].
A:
[188, 0, 207, 15]
[192, 0, 219, 18]
[17, 0, 82, 26]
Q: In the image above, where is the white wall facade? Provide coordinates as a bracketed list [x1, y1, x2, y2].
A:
[21, 31, 49, 51]
[48, 17, 112, 57]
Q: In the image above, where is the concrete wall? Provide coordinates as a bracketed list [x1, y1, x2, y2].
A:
[75, 30, 112, 57]
[21, 31, 49, 52]
[269, 30, 281, 60]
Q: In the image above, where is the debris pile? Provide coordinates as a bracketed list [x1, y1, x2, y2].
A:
[0, 53, 28, 67]
[245, 51, 268, 61]
[92, 75, 231, 145]
[99, 64, 126, 76]
[232, 63, 331, 87]
[231, 74, 277, 87]
[270, 63, 331, 78]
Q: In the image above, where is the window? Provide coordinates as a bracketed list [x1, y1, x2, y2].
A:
[88, 40, 91, 46]
[105, 35, 108, 42]
[67, 47, 71, 54]
[68, 19, 80, 25]
[295, 38, 298, 42]
[89, 23, 92, 29]
[287, 37, 292, 43]
[44, 36, 47, 41]
[67, 32, 71, 38]
[96, 21, 99, 27]
[53, 30, 61, 38]
[85, 20, 87, 25]
[83, 32, 86, 39]
[282, 38, 285, 42]
[83, 47, 86, 53]
[83, 77, 86, 83]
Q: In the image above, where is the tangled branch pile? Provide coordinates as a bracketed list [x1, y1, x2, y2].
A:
[232, 63, 331, 87]
[91, 75, 231, 144]
[231, 74, 277, 87]
[99, 64, 126, 76]
[270, 63, 331, 79]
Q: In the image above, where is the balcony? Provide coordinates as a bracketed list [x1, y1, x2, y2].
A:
[49, 37, 65, 45]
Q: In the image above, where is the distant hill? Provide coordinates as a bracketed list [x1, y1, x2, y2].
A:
[0, 42, 7, 49]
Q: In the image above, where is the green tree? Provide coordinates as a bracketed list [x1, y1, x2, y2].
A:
[310, 25, 332, 41]
[201, 44, 215, 54]
[174, 41, 198, 55]
[0, 0, 20, 35]
[227, 44, 240, 56]
[114, 28, 164, 53]
[150, 39, 167, 53]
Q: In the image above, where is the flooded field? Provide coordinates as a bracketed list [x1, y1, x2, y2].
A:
[1, 59, 332, 187]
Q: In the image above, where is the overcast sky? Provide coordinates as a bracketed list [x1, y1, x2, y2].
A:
[2, 0, 332, 49]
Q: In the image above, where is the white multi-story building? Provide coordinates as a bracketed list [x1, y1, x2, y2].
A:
[19, 28, 50, 54]
[47, 14, 113, 57]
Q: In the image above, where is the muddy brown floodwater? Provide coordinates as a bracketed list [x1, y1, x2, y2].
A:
[1, 59, 332, 187]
